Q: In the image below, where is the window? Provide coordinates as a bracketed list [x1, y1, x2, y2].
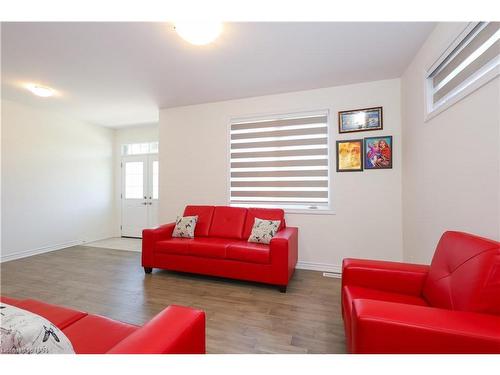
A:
[426, 22, 499, 117]
[124, 162, 143, 199]
[229, 111, 330, 211]
[122, 141, 159, 155]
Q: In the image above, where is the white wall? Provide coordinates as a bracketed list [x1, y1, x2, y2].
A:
[159, 79, 402, 272]
[401, 23, 500, 263]
[113, 124, 159, 235]
[1, 100, 115, 261]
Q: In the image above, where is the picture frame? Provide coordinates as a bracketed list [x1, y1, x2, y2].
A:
[364, 136, 393, 170]
[338, 106, 383, 134]
[336, 139, 363, 172]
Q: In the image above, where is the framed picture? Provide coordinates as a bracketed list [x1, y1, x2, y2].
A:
[364, 136, 393, 169]
[338, 106, 383, 134]
[336, 140, 363, 172]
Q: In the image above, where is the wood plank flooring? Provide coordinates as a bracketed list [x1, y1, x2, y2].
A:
[0, 246, 346, 353]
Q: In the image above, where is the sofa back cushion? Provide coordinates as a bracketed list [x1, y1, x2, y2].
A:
[422, 231, 500, 315]
[242, 208, 286, 239]
[183, 205, 215, 237]
[208, 206, 247, 239]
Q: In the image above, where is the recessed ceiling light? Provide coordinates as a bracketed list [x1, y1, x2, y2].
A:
[174, 22, 223, 46]
[26, 84, 55, 97]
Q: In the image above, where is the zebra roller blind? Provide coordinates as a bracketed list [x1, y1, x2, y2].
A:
[229, 112, 330, 210]
[428, 22, 500, 110]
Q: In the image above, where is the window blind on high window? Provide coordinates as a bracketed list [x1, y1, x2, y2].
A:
[428, 22, 500, 109]
[229, 113, 330, 210]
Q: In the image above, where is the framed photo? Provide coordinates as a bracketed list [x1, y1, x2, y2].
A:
[364, 136, 393, 169]
[338, 106, 383, 134]
[336, 140, 363, 172]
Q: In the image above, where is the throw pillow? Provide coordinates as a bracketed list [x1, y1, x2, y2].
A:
[172, 215, 198, 238]
[0, 303, 75, 354]
[248, 217, 281, 244]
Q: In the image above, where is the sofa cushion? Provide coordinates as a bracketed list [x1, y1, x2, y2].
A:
[172, 215, 198, 238]
[243, 208, 285, 239]
[188, 238, 237, 259]
[208, 206, 247, 239]
[1, 303, 75, 354]
[227, 242, 271, 264]
[248, 218, 281, 244]
[63, 314, 138, 354]
[15, 299, 87, 330]
[183, 205, 215, 237]
[156, 238, 193, 255]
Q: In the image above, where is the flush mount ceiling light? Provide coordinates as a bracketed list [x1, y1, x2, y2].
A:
[174, 21, 223, 45]
[26, 84, 55, 97]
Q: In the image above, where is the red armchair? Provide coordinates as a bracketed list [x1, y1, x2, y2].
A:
[143, 205, 298, 292]
[342, 231, 500, 353]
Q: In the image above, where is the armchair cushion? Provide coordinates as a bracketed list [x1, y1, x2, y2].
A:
[351, 299, 500, 353]
[342, 285, 428, 352]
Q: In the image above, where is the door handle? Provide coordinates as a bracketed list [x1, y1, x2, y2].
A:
[141, 202, 147, 205]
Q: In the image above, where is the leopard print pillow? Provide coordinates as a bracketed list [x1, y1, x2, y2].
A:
[172, 215, 198, 238]
[248, 218, 281, 244]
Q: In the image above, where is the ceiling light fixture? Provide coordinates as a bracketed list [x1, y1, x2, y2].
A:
[174, 21, 223, 46]
[26, 84, 55, 97]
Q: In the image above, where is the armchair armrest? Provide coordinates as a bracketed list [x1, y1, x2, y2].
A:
[270, 227, 298, 284]
[351, 299, 500, 353]
[342, 258, 429, 296]
[142, 223, 175, 267]
[107, 305, 205, 354]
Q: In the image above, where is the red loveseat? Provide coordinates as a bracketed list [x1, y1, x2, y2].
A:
[342, 231, 500, 353]
[0, 296, 205, 354]
[142, 205, 298, 292]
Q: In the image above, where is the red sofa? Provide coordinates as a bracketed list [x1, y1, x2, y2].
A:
[142, 205, 298, 292]
[342, 231, 500, 353]
[0, 296, 205, 354]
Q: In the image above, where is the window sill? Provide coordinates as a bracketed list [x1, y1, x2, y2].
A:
[285, 209, 336, 216]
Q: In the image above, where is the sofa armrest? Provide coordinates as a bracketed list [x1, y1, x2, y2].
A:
[107, 305, 205, 354]
[342, 258, 429, 296]
[270, 227, 298, 284]
[351, 299, 500, 353]
[142, 223, 175, 267]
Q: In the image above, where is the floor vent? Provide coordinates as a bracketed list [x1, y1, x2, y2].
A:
[323, 272, 341, 278]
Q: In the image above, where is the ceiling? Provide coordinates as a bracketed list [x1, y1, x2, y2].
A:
[1, 22, 435, 128]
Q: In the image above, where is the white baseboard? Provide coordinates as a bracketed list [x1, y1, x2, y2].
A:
[0, 240, 83, 263]
[296, 261, 342, 275]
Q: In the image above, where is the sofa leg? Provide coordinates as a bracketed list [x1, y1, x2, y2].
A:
[279, 285, 287, 293]
[144, 267, 153, 274]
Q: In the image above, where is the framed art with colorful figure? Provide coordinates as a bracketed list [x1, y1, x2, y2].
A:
[336, 139, 363, 172]
[338, 106, 383, 134]
[364, 136, 393, 169]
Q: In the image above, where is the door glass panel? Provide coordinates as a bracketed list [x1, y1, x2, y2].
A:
[152, 161, 159, 199]
[125, 162, 143, 199]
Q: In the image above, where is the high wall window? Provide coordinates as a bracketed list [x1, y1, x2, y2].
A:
[229, 111, 330, 211]
[426, 22, 499, 117]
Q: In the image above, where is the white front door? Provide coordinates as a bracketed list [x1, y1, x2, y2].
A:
[121, 155, 159, 238]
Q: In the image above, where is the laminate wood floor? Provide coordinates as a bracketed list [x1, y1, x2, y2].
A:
[0, 246, 346, 353]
